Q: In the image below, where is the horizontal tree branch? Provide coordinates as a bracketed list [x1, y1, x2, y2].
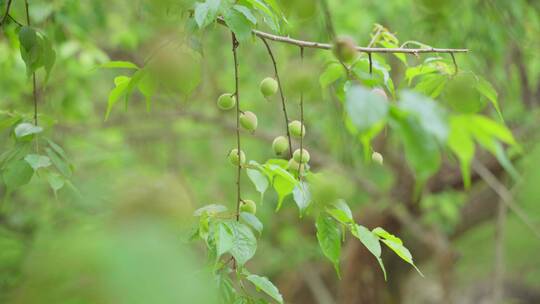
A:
[217, 17, 469, 54]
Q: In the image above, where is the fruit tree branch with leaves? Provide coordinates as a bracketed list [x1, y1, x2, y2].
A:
[0, 1, 524, 304]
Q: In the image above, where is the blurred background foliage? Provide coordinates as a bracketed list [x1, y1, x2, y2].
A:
[1, 0, 540, 303]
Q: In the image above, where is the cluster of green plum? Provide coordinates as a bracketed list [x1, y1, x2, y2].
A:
[216, 77, 280, 133]
[217, 76, 312, 215]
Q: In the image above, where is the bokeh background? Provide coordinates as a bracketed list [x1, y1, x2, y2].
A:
[1, 0, 539, 303]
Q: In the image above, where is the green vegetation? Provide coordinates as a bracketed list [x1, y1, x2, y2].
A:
[1, 0, 540, 303]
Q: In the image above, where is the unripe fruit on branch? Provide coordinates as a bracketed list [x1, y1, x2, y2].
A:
[293, 148, 310, 164]
[288, 158, 305, 174]
[288, 120, 305, 138]
[371, 151, 384, 165]
[260, 77, 278, 97]
[371, 88, 388, 101]
[272, 136, 289, 156]
[228, 149, 246, 166]
[217, 93, 236, 110]
[240, 199, 257, 214]
[240, 111, 258, 132]
[332, 36, 358, 63]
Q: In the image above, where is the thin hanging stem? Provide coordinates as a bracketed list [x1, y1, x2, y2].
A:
[450, 52, 458, 75]
[298, 47, 305, 179]
[24, 0, 38, 127]
[259, 36, 293, 158]
[24, 0, 39, 154]
[231, 32, 241, 222]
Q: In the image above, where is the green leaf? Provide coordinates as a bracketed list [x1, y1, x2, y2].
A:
[0, 114, 20, 132]
[262, 164, 298, 210]
[245, 0, 273, 17]
[245, 0, 283, 32]
[373, 227, 423, 276]
[240, 212, 263, 235]
[194, 0, 221, 28]
[319, 63, 345, 88]
[124, 69, 146, 107]
[345, 85, 389, 131]
[2, 160, 33, 189]
[47, 172, 65, 194]
[261, 0, 284, 16]
[41, 34, 56, 82]
[264, 159, 288, 168]
[215, 222, 235, 257]
[47, 140, 69, 160]
[45, 148, 72, 177]
[223, 7, 253, 41]
[0, 142, 31, 170]
[316, 214, 341, 276]
[19, 38, 40, 76]
[218, 275, 238, 304]
[24, 154, 51, 171]
[233, 5, 257, 24]
[247, 166, 269, 199]
[351, 224, 386, 280]
[292, 181, 311, 215]
[443, 74, 485, 113]
[405, 64, 438, 85]
[273, 174, 296, 211]
[18, 26, 37, 51]
[379, 40, 407, 65]
[14, 123, 42, 139]
[18, 28, 55, 79]
[448, 116, 475, 188]
[105, 76, 130, 120]
[352, 225, 381, 257]
[36, 34, 56, 82]
[493, 142, 520, 181]
[246, 274, 283, 304]
[352, 57, 395, 96]
[414, 74, 447, 98]
[326, 199, 353, 224]
[226, 221, 257, 266]
[138, 72, 156, 112]
[99, 61, 139, 69]
[469, 115, 516, 148]
[475, 77, 502, 119]
[399, 90, 448, 142]
[193, 204, 228, 216]
[392, 115, 440, 186]
[449, 114, 517, 186]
